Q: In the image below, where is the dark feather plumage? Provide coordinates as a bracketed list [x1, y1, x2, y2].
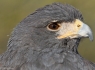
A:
[0, 3, 95, 70]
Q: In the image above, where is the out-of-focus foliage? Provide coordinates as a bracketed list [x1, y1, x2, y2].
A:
[0, 0, 95, 62]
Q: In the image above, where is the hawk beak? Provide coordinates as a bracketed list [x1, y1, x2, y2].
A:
[78, 23, 93, 41]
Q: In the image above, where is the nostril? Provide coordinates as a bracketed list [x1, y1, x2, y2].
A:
[77, 24, 81, 27]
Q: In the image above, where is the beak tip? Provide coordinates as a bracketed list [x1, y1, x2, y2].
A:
[89, 35, 93, 41]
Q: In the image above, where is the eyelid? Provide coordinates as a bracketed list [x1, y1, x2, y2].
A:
[46, 20, 63, 29]
[51, 20, 63, 23]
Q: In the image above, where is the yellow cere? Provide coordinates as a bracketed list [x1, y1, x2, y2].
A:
[57, 19, 83, 39]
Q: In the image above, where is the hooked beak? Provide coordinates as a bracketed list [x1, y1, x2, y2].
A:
[78, 23, 93, 41]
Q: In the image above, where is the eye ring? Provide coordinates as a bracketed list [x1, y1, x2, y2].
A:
[47, 22, 61, 31]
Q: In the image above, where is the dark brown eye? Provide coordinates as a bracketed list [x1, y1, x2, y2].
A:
[47, 22, 61, 31]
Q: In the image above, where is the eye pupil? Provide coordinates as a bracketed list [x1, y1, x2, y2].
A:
[48, 23, 60, 30]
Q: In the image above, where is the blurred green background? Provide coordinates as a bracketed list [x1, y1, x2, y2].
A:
[0, 0, 95, 62]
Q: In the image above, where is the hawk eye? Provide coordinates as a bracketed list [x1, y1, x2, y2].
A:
[47, 22, 61, 31]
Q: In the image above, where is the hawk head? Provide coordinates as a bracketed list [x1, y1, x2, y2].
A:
[1, 3, 93, 67]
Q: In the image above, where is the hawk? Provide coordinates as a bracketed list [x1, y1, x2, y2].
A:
[0, 3, 94, 70]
